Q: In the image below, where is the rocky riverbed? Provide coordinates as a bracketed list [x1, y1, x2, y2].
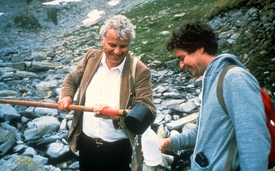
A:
[0, 0, 275, 170]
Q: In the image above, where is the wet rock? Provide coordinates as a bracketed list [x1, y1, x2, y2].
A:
[0, 155, 47, 171]
[166, 113, 198, 131]
[68, 161, 79, 169]
[0, 1, 274, 170]
[156, 124, 168, 138]
[30, 61, 62, 72]
[0, 138, 16, 156]
[14, 70, 38, 79]
[24, 116, 60, 140]
[0, 123, 21, 156]
[46, 141, 70, 159]
[0, 104, 20, 122]
[0, 62, 26, 71]
[34, 107, 59, 117]
[178, 100, 199, 113]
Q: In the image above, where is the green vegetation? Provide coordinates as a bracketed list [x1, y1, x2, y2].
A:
[119, 0, 274, 92]
[123, 0, 272, 62]
[72, 0, 273, 91]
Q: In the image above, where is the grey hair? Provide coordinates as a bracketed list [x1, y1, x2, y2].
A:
[100, 15, 136, 43]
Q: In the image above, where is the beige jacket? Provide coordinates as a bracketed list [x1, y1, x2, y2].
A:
[60, 49, 156, 171]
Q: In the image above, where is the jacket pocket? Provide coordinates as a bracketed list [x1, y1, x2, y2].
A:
[191, 152, 210, 170]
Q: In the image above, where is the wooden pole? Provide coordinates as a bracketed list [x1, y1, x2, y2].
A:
[0, 99, 129, 116]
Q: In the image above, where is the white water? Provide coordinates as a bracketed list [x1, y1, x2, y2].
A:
[43, 0, 121, 27]
[108, 0, 120, 6]
[82, 0, 121, 27]
[82, 9, 105, 27]
[42, 0, 81, 5]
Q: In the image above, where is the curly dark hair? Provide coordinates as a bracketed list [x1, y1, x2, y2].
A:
[166, 20, 218, 55]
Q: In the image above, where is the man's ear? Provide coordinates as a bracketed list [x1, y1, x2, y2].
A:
[198, 47, 205, 54]
[100, 36, 104, 46]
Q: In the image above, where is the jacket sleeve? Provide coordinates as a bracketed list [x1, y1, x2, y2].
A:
[170, 119, 198, 150]
[115, 60, 157, 130]
[59, 49, 96, 100]
[134, 61, 156, 115]
[224, 67, 270, 170]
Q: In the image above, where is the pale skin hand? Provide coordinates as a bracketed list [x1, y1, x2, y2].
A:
[58, 96, 73, 113]
[159, 138, 172, 152]
[93, 103, 120, 121]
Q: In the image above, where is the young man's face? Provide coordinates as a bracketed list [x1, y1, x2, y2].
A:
[173, 48, 207, 77]
[100, 28, 130, 69]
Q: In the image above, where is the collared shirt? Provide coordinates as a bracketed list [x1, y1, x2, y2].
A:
[82, 54, 128, 142]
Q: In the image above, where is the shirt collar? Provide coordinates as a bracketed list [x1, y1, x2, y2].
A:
[101, 53, 126, 72]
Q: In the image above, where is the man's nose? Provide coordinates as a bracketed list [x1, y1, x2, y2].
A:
[179, 60, 185, 69]
[114, 47, 121, 54]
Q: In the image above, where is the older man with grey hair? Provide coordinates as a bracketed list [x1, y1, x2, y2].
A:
[58, 14, 156, 171]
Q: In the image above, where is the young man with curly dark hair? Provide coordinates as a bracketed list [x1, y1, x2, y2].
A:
[159, 20, 270, 170]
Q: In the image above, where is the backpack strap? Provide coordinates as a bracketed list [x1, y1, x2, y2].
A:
[217, 64, 237, 115]
[217, 64, 238, 171]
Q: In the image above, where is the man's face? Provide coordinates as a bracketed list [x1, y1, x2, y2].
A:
[173, 48, 206, 77]
[101, 28, 130, 69]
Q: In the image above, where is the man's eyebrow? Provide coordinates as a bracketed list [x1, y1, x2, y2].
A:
[177, 54, 186, 60]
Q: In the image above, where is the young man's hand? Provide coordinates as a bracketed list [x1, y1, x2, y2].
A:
[159, 138, 172, 152]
